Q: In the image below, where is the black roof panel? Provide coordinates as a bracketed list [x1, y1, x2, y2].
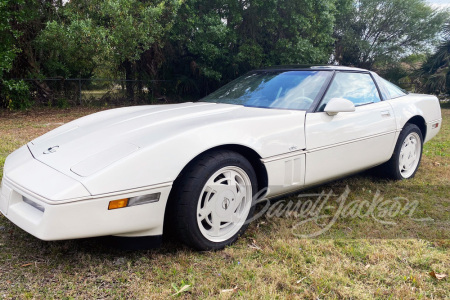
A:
[256, 65, 368, 72]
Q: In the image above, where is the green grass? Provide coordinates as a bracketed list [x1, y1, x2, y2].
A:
[0, 106, 448, 299]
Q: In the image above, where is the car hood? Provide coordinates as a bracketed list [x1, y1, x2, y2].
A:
[28, 102, 306, 181]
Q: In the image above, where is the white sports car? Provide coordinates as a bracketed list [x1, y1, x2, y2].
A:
[0, 66, 442, 250]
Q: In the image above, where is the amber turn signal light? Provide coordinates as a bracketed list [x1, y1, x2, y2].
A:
[108, 199, 129, 210]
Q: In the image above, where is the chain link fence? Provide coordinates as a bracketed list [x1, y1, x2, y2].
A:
[19, 78, 175, 107]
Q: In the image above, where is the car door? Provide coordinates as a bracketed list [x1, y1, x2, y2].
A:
[304, 71, 397, 185]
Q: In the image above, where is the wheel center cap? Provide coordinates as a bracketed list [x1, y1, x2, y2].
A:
[216, 190, 235, 217]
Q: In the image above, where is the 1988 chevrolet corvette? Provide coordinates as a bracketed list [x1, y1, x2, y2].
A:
[0, 66, 442, 250]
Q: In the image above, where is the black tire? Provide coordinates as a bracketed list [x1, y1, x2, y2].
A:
[380, 123, 423, 180]
[169, 150, 258, 251]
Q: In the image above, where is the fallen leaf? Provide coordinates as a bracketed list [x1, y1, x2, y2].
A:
[365, 264, 371, 269]
[429, 271, 447, 280]
[221, 253, 232, 261]
[248, 243, 261, 250]
[21, 263, 32, 267]
[221, 286, 238, 293]
[171, 285, 191, 296]
[433, 161, 441, 166]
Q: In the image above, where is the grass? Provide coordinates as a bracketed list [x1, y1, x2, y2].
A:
[0, 105, 449, 299]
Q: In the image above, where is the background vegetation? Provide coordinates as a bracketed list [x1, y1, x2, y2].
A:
[0, 0, 448, 109]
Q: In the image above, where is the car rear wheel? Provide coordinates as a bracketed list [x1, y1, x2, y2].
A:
[170, 150, 257, 250]
[382, 123, 423, 180]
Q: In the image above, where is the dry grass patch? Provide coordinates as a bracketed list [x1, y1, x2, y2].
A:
[0, 105, 448, 299]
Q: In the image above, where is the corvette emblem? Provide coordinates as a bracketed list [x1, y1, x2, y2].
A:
[222, 197, 231, 210]
[43, 146, 59, 154]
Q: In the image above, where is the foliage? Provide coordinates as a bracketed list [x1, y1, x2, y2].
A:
[420, 22, 450, 95]
[333, 0, 448, 69]
[36, 19, 108, 78]
[1, 79, 31, 110]
[374, 54, 426, 92]
[37, 0, 181, 79]
[166, 0, 337, 96]
[1, 0, 449, 108]
[0, 0, 26, 79]
[0, 0, 29, 108]
[0, 0, 65, 108]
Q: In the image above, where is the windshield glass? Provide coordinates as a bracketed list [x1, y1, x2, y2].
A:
[201, 71, 331, 110]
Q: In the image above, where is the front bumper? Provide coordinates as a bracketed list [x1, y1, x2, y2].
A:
[0, 177, 171, 240]
[1, 145, 172, 241]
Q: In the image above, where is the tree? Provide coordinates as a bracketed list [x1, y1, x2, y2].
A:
[333, 0, 448, 69]
[420, 22, 450, 95]
[166, 0, 338, 97]
[3, 1, 74, 105]
[0, 0, 32, 109]
[0, 0, 22, 80]
[36, 18, 107, 79]
[37, 0, 181, 99]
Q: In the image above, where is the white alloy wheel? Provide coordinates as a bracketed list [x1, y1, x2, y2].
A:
[196, 166, 253, 242]
[378, 123, 423, 180]
[399, 132, 421, 178]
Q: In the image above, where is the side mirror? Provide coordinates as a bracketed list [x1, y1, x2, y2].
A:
[324, 98, 355, 116]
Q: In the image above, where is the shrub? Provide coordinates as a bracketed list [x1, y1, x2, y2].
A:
[1, 79, 32, 110]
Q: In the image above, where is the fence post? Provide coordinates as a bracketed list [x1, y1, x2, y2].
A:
[79, 78, 82, 105]
[152, 81, 154, 101]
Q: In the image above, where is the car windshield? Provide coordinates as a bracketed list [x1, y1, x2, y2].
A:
[201, 70, 331, 110]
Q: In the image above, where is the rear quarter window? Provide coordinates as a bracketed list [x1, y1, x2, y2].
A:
[378, 76, 407, 100]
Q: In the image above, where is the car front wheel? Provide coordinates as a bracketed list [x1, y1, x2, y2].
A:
[170, 150, 257, 250]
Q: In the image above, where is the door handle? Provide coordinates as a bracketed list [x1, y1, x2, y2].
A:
[381, 110, 391, 117]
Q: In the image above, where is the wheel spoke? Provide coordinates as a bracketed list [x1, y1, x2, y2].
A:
[230, 173, 239, 193]
[233, 191, 245, 213]
[198, 186, 216, 220]
[221, 212, 241, 224]
[198, 207, 211, 221]
[221, 170, 232, 186]
[399, 154, 406, 169]
[212, 212, 221, 236]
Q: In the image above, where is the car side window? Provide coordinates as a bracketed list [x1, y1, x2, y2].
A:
[380, 77, 407, 99]
[318, 72, 381, 111]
